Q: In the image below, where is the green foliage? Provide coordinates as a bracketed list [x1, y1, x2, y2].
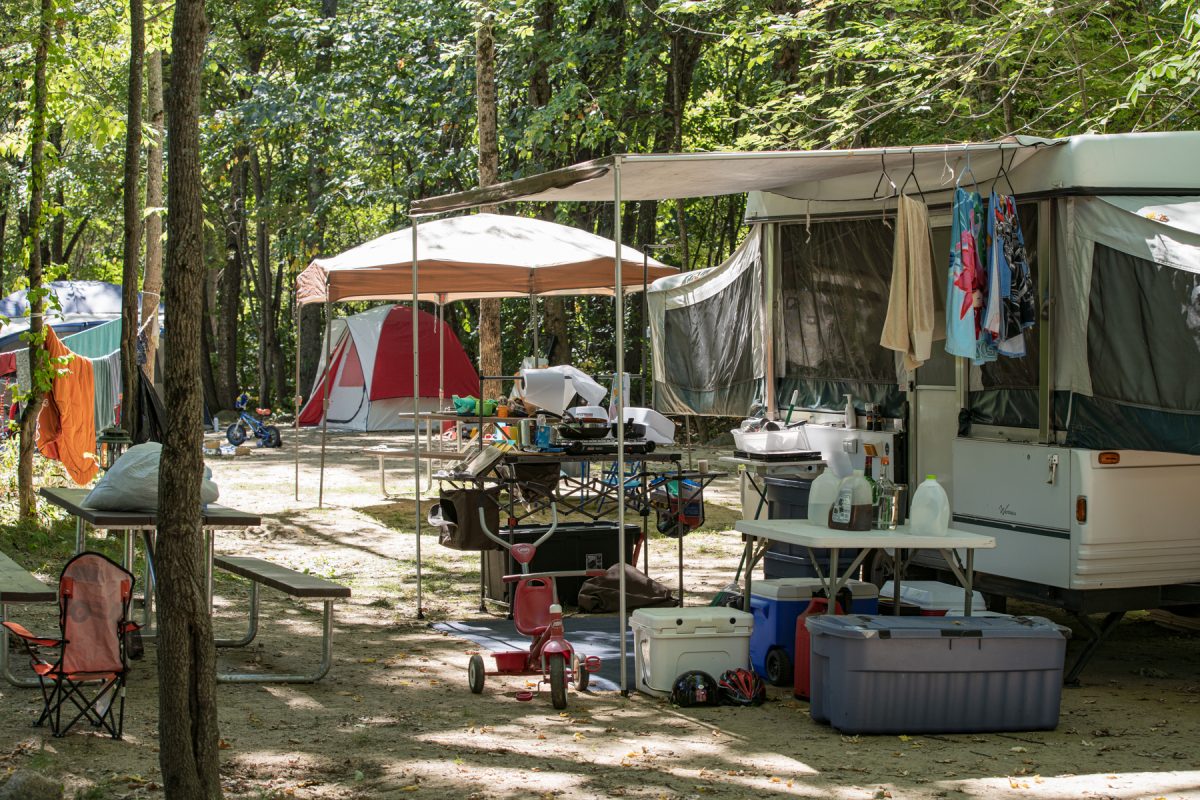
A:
[0, 0, 1196, 398]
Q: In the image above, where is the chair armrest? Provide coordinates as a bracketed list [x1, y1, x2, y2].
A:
[502, 569, 608, 583]
[2, 620, 61, 648]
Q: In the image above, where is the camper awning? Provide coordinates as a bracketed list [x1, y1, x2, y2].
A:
[296, 213, 675, 305]
[410, 138, 1059, 214]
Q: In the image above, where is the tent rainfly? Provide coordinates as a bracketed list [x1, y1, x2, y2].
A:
[298, 305, 477, 431]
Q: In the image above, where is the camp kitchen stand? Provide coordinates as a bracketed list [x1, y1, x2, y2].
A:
[433, 449, 723, 611]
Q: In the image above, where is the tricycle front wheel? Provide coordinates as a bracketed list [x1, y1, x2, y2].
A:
[548, 654, 567, 709]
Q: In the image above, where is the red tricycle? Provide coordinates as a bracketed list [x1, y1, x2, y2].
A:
[467, 503, 602, 709]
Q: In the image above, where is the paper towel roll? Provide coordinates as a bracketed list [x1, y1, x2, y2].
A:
[521, 369, 572, 415]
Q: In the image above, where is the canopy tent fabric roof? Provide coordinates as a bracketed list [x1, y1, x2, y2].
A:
[296, 213, 675, 305]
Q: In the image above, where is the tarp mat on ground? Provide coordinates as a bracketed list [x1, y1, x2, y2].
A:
[434, 617, 633, 692]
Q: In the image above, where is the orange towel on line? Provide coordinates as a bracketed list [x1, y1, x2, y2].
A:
[36, 327, 99, 485]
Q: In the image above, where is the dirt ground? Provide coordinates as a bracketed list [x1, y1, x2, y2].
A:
[3, 429, 1200, 799]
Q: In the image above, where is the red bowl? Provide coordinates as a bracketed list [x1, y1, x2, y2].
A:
[493, 651, 529, 672]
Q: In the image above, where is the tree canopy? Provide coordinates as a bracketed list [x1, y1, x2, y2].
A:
[1, 0, 1197, 406]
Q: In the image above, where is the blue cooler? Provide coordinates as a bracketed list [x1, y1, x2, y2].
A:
[749, 578, 878, 685]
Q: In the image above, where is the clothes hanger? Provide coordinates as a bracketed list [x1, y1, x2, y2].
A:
[994, 146, 1016, 197]
[898, 149, 926, 198]
[940, 147, 955, 185]
[955, 145, 979, 194]
[872, 152, 897, 201]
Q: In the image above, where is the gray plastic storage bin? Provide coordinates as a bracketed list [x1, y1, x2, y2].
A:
[806, 615, 1069, 734]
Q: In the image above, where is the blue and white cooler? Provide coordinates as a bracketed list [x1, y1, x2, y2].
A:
[749, 578, 878, 685]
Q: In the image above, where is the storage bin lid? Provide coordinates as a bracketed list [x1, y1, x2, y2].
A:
[805, 614, 1070, 640]
[631, 607, 753, 635]
[879, 580, 984, 611]
[752, 578, 878, 601]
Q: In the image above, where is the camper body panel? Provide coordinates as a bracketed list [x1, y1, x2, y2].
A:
[951, 439, 1200, 590]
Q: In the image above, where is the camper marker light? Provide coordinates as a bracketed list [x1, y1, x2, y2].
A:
[1076, 496, 1088, 524]
[1098, 452, 1120, 465]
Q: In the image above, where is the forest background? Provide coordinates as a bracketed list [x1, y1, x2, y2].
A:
[1, 0, 1198, 415]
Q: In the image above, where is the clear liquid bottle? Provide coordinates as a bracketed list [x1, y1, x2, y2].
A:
[874, 457, 897, 529]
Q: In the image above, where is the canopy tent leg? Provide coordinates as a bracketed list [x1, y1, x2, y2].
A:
[317, 294, 332, 509]
[614, 156, 628, 696]
[412, 219, 424, 620]
[294, 295, 302, 501]
[530, 290, 538, 359]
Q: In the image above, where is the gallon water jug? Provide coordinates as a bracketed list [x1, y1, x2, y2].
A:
[827, 470, 873, 531]
[806, 469, 840, 526]
[909, 475, 950, 535]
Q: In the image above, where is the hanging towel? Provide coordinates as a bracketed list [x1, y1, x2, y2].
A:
[36, 328, 99, 485]
[88, 350, 122, 432]
[985, 191, 1036, 356]
[945, 188, 988, 360]
[881, 193, 943, 372]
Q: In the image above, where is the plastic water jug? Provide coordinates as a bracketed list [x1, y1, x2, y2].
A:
[827, 470, 873, 531]
[909, 475, 950, 535]
[806, 470, 840, 526]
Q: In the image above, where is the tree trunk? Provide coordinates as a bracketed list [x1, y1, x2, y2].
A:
[142, 48, 164, 383]
[216, 154, 246, 408]
[298, 0, 339, 397]
[158, 0, 222, 795]
[121, 0, 145, 439]
[250, 148, 273, 407]
[48, 123, 64, 266]
[17, 0, 53, 522]
[476, 6, 501, 396]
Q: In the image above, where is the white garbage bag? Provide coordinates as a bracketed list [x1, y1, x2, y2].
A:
[84, 442, 219, 511]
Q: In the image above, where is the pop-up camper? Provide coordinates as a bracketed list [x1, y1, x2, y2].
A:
[645, 133, 1200, 676]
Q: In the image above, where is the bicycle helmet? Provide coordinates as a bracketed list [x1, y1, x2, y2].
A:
[717, 668, 766, 707]
[670, 670, 719, 707]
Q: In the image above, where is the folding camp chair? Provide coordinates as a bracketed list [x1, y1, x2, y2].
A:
[2, 552, 140, 738]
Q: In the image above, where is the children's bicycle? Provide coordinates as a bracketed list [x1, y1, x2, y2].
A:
[226, 392, 282, 448]
[467, 503, 601, 709]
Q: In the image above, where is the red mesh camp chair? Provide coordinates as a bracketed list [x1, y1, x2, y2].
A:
[2, 552, 140, 738]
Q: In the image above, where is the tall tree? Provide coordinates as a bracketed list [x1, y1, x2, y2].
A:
[141, 47, 165, 383]
[157, 0, 223, 794]
[16, 0, 54, 521]
[476, 4, 501, 395]
[297, 0, 338, 399]
[121, 0, 145, 438]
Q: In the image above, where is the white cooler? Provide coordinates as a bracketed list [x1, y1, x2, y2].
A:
[630, 607, 753, 698]
[879, 580, 996, 616]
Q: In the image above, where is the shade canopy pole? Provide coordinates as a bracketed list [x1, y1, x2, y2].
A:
[294, 293, 302, 500]
[763, 223, 777, 419]
[317, 292, 333, 508]
[412, 219, 424, 620]
[438, 299, 445, 410]
[530, 290, 538, 359]
[614, 156, 628, 695]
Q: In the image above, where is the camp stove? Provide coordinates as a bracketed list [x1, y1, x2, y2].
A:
[537, 421, 657, 455]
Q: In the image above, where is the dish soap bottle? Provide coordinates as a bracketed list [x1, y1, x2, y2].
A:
[828, 469, 873, 531]
[909, 474, 951, 535]
[807, 469, 840, 526]
[843, 394, 856, 430]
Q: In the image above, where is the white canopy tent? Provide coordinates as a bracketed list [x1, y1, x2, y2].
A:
[407, 132, 1200, 693]
[293, 213, 675, 620]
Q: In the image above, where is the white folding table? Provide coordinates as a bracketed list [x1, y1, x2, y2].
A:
[733, 519, 996, 615]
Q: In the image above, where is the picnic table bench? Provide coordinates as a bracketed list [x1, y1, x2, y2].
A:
[363, 445, 465, 498]
[213, 555, 351, 684]
[1, 551, 57, 687]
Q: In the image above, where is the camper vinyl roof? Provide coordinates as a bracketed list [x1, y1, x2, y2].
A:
[410, 132, 1200, 218]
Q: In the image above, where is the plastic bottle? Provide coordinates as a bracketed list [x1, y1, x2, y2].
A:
[827, 469, 873, 531]
[807, 469, 840, 527]
[909, 474, 951, 535]
[843, 394, 855, 430]
[864, 454, 878, 503]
